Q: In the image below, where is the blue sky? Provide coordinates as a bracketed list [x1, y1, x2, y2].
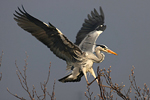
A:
[0, 0, 150, 99]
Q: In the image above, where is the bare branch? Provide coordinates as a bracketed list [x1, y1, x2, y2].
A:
[85, 66, 150, 100]
[47, 80, 56, 100]
[33, 62, 56, 100]
[0, 50, 4, 81]
[96, 66, 128, 100]
[7, 52, 34, 100]
[35, 62, 52, 99]
[129, 66, 141, 97]
[7, 53, 56, 100]
[7, 88, 26, 100]
[85, 86, 96, 100]
[129, 66, 150, 99]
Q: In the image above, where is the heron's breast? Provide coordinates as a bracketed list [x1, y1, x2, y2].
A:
[83, 60, 93, 70]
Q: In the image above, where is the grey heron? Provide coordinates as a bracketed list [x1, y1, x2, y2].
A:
[14, 6, 117, 85]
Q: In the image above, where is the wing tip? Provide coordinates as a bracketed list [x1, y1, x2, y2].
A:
[100, 6, 105, 19]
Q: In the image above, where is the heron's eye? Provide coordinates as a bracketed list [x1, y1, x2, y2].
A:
[104, 48, 107, 50]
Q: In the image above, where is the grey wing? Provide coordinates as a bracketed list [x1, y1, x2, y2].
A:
[14, 6, 82, 62]
[78, 30, 103, 52]
[75, 7, 106, 52]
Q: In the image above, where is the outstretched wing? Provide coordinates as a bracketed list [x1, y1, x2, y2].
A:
[75, 7, 106, 52]
[14, 6, 82, 62]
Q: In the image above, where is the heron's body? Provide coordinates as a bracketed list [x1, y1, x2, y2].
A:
[14, 6, 117, 85]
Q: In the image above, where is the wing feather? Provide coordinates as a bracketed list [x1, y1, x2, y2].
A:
[14, 6, 82, 62]
[75, 7, 106, 45]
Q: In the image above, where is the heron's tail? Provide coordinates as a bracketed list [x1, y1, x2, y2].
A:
[58, 72, 84, 83]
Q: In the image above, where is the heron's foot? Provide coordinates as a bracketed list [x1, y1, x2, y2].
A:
[87, 76, 98, 86]
[87, 80, 94, 86]
[88, 79, 97, 86]
[87, 82, 92, 86]
[86, 81, 90, 86]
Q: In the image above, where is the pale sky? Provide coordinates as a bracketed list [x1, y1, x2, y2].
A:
[1, 0, 150, 99]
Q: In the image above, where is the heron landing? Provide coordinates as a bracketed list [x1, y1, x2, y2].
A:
[14, 6, 117, 86]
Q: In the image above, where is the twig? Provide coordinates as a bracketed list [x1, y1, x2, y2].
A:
[40, 63, 51, 100]
[97, 66, 127, 100]
[34, 62, 56, 100]
[7, 88, 26, 100]
[47, 80, 56, 100]
[129, 66, 150, 99]
[0, 51, 4, 81]
[85, 86, 96, 100]
[124, 84, 132, 99]
[97, 67, 105, 100]
[129, 66, 141, 97]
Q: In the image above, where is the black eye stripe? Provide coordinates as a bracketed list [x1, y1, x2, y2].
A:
[100, 45, 105, 48]
[96, 44, 107, 49]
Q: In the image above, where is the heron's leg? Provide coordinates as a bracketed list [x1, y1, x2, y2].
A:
[88, 68, 98, 85]
[89, 68, 111, 88]
[81, 67, 90, 85]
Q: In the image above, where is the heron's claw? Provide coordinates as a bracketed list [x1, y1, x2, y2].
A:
[87, 77, 98, 86]
[87, 82, 92, 86]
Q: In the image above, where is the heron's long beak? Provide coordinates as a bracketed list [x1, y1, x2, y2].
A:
[106, 49, 118, 55]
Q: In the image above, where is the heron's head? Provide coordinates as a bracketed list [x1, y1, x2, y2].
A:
[97, 44, 118, 55]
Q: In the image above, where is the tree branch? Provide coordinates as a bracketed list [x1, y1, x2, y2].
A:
[0, 51, 4, 81]
[7, 53, 56, 100]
